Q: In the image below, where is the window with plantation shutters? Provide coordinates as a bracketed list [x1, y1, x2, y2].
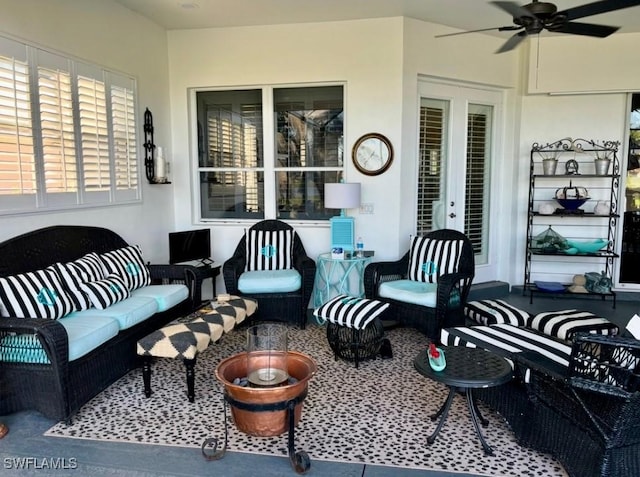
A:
[78, 74, 109, 192]
[195, 85, 344, 221]
[0, 43, 36, 203]
[0, 35, 139, 215]
[38, 63, 77, 195]
[111, 81, 138, 194]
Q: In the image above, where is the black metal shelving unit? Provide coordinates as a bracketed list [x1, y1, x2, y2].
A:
[523, 138, 621, 307]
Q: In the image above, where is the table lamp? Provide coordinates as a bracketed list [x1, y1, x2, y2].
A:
[324, 182, 361, 252]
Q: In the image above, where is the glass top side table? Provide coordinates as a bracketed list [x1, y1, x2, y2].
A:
[313, 252, 372, 309]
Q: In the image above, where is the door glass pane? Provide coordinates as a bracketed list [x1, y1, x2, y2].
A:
[417, 98, 448, 234]
[465, 103, 492, 264]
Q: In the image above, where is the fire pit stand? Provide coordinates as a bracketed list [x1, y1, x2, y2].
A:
[203, 350, 316, 474]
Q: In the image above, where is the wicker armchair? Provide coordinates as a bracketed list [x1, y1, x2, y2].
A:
[223, 220, 316, 329]
[363, 229, 474, 340]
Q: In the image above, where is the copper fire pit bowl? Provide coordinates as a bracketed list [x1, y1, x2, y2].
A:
[215, 351, 317, 437]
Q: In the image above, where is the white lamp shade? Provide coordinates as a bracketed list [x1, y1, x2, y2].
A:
[324, 183, 361, 210]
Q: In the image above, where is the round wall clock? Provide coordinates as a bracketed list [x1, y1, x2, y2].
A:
[352, 133, 393, 176]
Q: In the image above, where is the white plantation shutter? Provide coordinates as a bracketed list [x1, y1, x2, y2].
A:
[37, 58, 77, 197]
[78, 73, 109, 192]
[0, 39, 36, 212]
[109, 74, 138, 198]
[0, 34, 140, 215]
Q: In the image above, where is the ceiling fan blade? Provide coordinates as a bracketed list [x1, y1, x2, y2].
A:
[496, 30, 528, 53]
[549, 21, 619, 37]
[559, 0, 640, 22]
[435, 25, 520, 38]
[491, 1, 537, 19]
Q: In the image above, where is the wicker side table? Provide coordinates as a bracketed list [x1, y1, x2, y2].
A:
[326, 318, 384, 368]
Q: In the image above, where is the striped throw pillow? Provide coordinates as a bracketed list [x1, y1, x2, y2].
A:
[51, 252, 108, 311]
[0, 269, 75, 319]
[245, 229, 294, 271]
[79, 274, 130, 310]
[313, 294, 390, 330]
[407, 236, 463, 283]
[464, 299, 530, 326]
[529, 309, 619, 341]
[99, 245, 151, 291]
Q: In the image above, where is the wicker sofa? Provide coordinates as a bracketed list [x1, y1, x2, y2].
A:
[0, 225, 200, 422]
[441, 300, 640, 477]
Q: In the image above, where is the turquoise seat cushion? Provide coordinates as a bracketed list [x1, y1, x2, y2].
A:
[379, 279, 438, 307]
[58, 314, 120, 361]
[66, 296, 158, 331]
[0, 315, 121, 364]
[238, 269, 301, 294]
[130, 284, 188, 312]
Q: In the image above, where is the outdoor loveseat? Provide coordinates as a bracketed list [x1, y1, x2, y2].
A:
[441, 299, 640, 477]
[0, 225, 201, 422]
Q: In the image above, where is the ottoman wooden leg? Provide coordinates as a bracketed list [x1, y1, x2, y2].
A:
[184, 357, 197, 403]
[142, 356, 153, 398]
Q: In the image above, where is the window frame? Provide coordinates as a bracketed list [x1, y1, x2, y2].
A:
[0, 34, 140, 216]
[190, 83, 346, 224]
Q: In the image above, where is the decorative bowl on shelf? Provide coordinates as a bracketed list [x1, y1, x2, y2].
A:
[565, 239, 608, 254]
[555, 198, 589, 210]
[555, 181, 589, 210]
[534, 281, 566, 293]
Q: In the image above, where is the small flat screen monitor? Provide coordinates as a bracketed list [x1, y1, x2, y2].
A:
[169, 229, 212, 265]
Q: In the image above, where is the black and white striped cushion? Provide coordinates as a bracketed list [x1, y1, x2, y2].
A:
[529, 309, 619, 341]
[245, 229, 294, 271]
[464, 299, 530, 326]
[0, 269, 75, 319]
[79, 274, 130, 310]
[441, 324, 572, 378]
[72, 252, 107, 281]
[99, 245, 151, 291]
[407, 235, 463, 283]
[313, 294, 390, 330]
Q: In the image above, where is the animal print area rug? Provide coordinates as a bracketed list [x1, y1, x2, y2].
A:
[45, 324, 567, 476]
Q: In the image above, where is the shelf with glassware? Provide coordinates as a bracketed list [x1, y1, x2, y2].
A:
[523, 138, 620, 307]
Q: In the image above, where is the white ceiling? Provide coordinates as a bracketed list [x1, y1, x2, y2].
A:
[112, 0, 640, 37]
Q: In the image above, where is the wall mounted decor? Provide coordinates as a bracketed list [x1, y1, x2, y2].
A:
[143, 108, 155, 183]
[143, 108, 170, 184]
[352, 133, 393, 176]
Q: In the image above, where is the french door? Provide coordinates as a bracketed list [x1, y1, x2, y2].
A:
[417, 79, 503, 283]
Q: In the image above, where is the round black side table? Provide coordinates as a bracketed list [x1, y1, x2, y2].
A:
[414, 346, 512, 455]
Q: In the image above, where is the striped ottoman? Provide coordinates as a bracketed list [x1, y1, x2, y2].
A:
[313, 294, 390, 368]
[441, 324, 573, 380]
[137, 295, 257, 402]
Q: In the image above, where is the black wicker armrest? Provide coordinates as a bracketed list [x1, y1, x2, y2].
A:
[363, 255, 409, 298]
[294, 253, 315, 273]
[0, 317, 69, 372]
[222, 255, 245, 295]
[569, 333, 640, 392]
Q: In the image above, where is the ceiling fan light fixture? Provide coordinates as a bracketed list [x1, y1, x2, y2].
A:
[438, 0, 640, 53]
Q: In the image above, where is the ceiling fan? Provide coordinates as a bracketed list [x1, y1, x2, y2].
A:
[436, 0, 640, 53]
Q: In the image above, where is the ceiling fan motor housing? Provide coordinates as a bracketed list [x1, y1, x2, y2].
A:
[524, 1, 557, 18]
